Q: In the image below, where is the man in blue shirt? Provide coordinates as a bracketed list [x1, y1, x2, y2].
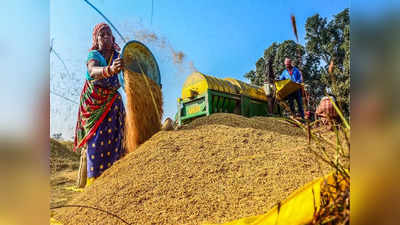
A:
[278, 58, 305, 119]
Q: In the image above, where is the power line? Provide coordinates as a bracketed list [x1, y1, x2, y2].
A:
[50, 90, 79, 105]
[151, 0, 154, 25]
[51, 48, 72, 77]
[50, 38, 54, 52]
[52, 0, 129, 107]
[50, 40, 78, 105]
[83, 0, 127, 43]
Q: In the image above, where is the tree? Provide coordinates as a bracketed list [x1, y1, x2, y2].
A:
[305, 8, 350, 116]
[244, 40, 324, 110]
[244, 8, 350, 116]
[302, 53, 324, 110]
[244, 70, 256, 84]
[245, 40, 305, 87]
[52, 132, 63, 140]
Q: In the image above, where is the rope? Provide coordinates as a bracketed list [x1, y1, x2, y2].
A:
[151, 0, 154, 25]
[83, 0, 127, 43]
[50, 204, 131, 225]
[83, 0, 161, 120]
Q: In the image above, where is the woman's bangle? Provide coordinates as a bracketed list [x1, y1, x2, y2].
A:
[107, 65, 113, 76]
[102, 67, 108, 78]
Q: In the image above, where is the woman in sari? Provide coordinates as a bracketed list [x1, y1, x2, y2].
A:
[74, 23, 126, 187]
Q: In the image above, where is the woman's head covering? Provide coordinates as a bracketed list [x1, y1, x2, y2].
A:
[90, 23, 121, 51]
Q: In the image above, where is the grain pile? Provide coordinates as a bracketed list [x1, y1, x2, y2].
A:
[54, 113, 333, 225]
[123, 70, 163, 153]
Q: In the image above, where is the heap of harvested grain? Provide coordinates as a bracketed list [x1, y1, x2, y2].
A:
[123, 70, 163, 153]
[54, 113, 333, 225]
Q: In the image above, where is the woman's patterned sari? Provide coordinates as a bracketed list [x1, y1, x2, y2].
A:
[74, 50, 126, 182]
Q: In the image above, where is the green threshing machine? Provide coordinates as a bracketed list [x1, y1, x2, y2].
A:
[176, 72, 281, 125]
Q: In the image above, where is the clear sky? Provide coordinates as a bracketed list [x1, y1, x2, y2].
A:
[50, 0, 350, 140]
[0, 1, 49, 139]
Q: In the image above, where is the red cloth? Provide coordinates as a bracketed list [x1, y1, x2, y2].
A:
[288, 68, 293, 75]
[305, 110, 313, 120]
[90, 23, 121, 51]
[316, 97, 338, 119]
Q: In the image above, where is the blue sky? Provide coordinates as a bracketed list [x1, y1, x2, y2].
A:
[50, 0, 350, 139]
[0, 1, 48, 139]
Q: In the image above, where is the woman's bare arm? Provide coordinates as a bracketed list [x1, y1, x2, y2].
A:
[87, 59, 106, 80]
[87, 58, 124, 80]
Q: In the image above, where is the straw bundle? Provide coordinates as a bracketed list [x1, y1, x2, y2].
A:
[291, 14, 299, 43]
[123, 70, 163, 153]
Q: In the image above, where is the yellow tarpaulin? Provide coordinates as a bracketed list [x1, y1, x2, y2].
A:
[274, 79, 302, 100]
[203, 172, 338, 225]
[50, 217, 63, 225]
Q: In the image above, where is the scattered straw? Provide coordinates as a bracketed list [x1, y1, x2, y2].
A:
[172, 50, 185, 64]
[123, 70, 163, 153]
[311, 172, 350, 225]
[291, 14, 299, 43]
[122, 22, 197, 74]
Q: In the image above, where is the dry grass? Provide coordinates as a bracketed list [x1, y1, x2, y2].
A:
[310, 172, 350, 225]
[50, 139, 80, 174]
[50, 139, 81, 212]
[289, 105, 350, 224]
[123, 70, 163, 153]
[313, 124, 350, 225]
[50, 170, 80, 209]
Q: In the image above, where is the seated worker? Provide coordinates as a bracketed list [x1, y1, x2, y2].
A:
[277, 57, 305, 120]
[315, 94, 338, 130]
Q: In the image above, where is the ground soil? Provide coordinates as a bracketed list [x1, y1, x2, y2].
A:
[50, 139, 81, 213]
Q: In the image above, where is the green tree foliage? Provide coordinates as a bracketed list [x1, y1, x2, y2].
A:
[244, 70, 256, 84]
[244, 40, 320, 110]
[302, 53, 324, 110]
[244, 40, 304, 87]
[244, 8, 350, 116]
[305, 8, 350, 116]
